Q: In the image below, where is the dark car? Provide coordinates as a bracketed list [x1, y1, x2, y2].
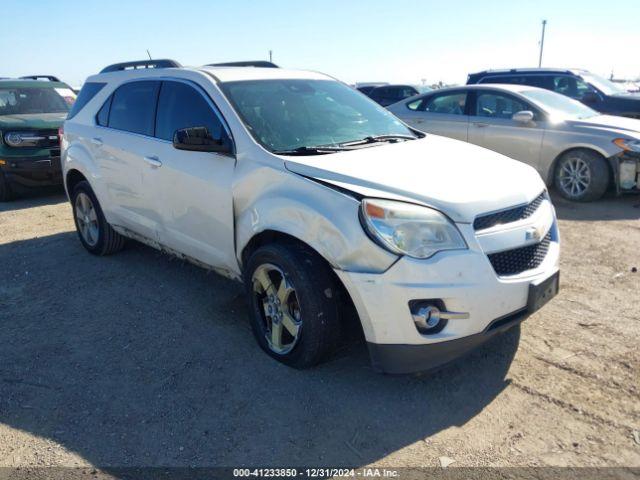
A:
[356, 85, 378, 96]
[367, 84, 420, 106]
[467, 68, 640, 119]
[0, 77, 76, 200]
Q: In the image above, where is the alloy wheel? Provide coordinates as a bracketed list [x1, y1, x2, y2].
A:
[75, 192, 100, 247]
[252, 263, 302, 355]
[559, 157, 591, 198]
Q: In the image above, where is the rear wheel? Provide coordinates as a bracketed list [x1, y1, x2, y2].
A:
[71, 181, 125, 255]
[244, 243, 342, 369]
[554, 150, 609, 201]
[0, 172, 13, 202]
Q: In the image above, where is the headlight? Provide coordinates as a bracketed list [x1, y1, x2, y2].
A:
[613, 138, 640, 153]
[360, 198, 467, 259]
[4, 132, 23, 147]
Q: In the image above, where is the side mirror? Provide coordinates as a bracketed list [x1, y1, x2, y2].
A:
[172, 127, 231, 154]
[581, 91, 600, 104]
[512, 110, 535, 124]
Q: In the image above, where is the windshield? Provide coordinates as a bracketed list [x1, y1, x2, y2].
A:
[520, 89, 598, 119]
[581, 73, 627, 96]
[0, 87, 74, 116]
[220, 79, 416, 152]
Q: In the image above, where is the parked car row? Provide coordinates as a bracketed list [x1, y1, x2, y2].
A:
[59, 59, 560, 374]
[388, 83, 640, 201]
[467, 68, 640, 119]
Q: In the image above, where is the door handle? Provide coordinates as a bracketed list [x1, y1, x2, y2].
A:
[91, 137, 103, 146]
[143, 156, 162, 168]
[473, 122, 489, 128]
[415, 119, 425, 124]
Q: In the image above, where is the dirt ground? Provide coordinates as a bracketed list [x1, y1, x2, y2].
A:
[0, 189, 638, 470]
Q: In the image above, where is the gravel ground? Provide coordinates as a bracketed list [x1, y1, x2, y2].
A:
[0, 189, 638, 470]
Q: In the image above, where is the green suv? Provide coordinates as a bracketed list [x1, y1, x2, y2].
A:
[0, 77, 76, 201]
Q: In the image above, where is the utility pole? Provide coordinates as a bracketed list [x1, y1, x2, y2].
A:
[269, 50, 273, 63]
[538, 20, 547, 68]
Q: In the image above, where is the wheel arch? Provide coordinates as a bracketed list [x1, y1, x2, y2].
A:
[65, 168, 88, 197]
[241, 229, 364, 341]
[547, 146, 614, 188]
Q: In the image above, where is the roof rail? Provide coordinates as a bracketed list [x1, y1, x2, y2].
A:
[207, 61, 279, 68]
[20, 75, 61, 82]
[100, 59, 182, 74]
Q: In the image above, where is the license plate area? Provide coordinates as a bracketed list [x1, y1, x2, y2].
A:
[527, 271, 559, 313]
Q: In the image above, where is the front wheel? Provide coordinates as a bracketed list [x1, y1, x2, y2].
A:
[554, 150, 610, 201]
[244, 243, 342, 369]
[71, 180, 126, 255]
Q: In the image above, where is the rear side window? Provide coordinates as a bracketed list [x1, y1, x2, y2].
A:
[424, 92, 467, 115]
[155, 81, 223, 141]
[108, 81, 160, 136]
[67, 82, 105, 119]
[96, 96, 111, 126]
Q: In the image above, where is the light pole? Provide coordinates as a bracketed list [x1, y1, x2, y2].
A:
[538, 20, 547, 68]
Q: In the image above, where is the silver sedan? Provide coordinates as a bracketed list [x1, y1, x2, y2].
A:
[388, 84, 640, 201]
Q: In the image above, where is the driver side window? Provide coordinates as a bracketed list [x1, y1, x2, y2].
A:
[476, 92, 533, 120]
[424, 93, 467, 115]
[552, 76, 593, 100]
[155, 81, 224, 142]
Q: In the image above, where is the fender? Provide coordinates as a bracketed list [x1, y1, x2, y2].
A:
[63, 138, 113, 222]
[234, 166, 397, 274]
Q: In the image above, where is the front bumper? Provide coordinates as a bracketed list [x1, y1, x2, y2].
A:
[0, 154, 62, 188]
[610, 152, 640, 194]
[367, 307, 529, 374]
[336, 201, 560, 374]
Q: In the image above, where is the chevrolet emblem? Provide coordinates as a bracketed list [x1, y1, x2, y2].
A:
[525, 225, 545, 242]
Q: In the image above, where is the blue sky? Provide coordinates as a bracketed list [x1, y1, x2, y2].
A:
[2, 0, 638, 87]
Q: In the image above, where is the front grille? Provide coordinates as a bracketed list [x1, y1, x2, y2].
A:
[474, 191, 547, 231]
[3, 129, 59, 148]
[488, 232, 551, 276]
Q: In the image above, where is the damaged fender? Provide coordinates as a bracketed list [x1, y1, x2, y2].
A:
[234, 165, 398, 275]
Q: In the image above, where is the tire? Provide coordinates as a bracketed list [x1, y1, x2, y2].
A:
[0, 172, 13, 202]
[71, 180, 125, 255]
[243, 242, 342, 369]
[554, 150, 610, 202]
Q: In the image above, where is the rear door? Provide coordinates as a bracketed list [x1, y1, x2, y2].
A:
[467, 89, 545, 167]
[94, 80, 162, 241]
[148, 79, 237, 274]
[401, 90, 469, 141]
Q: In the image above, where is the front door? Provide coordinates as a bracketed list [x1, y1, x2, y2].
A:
[146, 80, 237, 275]
[468, 90, 544, 167]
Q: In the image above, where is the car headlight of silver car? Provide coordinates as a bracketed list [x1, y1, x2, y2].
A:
[613, 138, 640, 153]
[360, 198, 467, 259]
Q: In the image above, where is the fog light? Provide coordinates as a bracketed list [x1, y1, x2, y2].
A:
[410, 301, 469, 335]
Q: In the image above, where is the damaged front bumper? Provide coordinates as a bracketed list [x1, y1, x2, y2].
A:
[610, 152, 640, 194]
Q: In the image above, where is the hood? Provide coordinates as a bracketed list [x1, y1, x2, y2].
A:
[0, 112, 67, 130]
[284, 135, 545, 223]
[567, 115, 640, 139]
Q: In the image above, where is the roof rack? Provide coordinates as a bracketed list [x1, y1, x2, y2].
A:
[20, 75, 61, 82]
[207, 61, 279, 69]
[100, 59, 182, 74]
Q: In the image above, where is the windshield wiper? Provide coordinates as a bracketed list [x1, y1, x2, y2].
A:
[272, 145, 348, 156]
[339, 134, 417, 147]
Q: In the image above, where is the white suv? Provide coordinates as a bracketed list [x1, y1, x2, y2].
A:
[61, 59, 560, 374]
